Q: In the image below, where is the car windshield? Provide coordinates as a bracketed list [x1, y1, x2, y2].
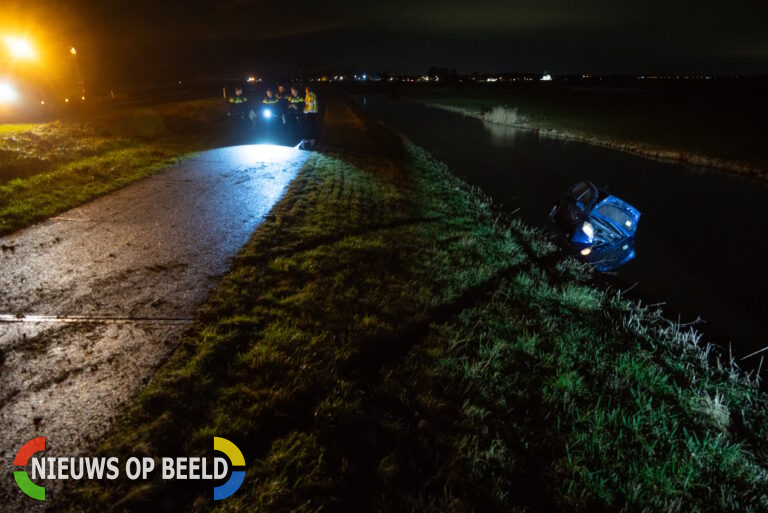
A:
[596, 203, 634, 231]
[570, 182, 594, 205]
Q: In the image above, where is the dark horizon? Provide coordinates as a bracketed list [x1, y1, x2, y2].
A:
[3, 0, 767, 84]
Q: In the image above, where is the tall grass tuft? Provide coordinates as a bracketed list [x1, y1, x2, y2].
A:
[482, 105, 527, 126]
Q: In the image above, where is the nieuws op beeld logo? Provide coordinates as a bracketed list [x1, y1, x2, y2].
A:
[13, 436, 246, 502]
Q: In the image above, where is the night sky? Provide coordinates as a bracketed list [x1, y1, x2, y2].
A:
[4, 0, 768, 82]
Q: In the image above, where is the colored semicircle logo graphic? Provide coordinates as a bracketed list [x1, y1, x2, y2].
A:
[213, 437, 246, 501]
[14, 437, 46, 501]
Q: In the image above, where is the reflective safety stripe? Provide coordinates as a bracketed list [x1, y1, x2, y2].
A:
[262, 98, 279, 104]
[304, 92, 318, 113]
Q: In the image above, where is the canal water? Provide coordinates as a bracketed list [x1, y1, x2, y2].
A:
[359, 94, 768, 361]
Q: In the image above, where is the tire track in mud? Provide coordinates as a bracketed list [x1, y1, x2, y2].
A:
[0, 144, 310, 511]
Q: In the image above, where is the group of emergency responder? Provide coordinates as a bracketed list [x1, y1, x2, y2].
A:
[227, 83, 319, 149]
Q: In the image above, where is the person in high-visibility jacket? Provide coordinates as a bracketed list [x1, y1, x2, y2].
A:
[259, 88, 280, 130]
[229, 87, 247, 105]
[288, 86, 304, 110]
[303, 85, 319, 149]
[228, 87, 248, 119]
[262, 88, 279, 105]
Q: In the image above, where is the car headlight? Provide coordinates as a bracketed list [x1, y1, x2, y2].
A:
[581, 221, 594, 241]
[0, 82, 18, 103]
[262, 108, 272, 119]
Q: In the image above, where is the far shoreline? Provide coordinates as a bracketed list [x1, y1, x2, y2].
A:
[423, 101, 768, 184]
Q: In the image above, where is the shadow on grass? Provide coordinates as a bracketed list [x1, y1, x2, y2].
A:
[59, 93, 768, 513]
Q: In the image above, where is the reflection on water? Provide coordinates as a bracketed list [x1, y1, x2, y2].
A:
[483, 120, 524, 146]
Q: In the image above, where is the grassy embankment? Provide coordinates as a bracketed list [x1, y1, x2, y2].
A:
[0, 99, 229, 236]
[63, 96, 768, 512]
[405, 82, 768, 180]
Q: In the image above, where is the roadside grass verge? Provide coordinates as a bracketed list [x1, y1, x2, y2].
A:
[0, 99, 229, 235]
[0, 123, 39, 135]
[62, 96, 768, 512]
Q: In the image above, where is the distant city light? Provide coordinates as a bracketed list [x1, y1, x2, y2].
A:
[4, 36, 36, 60]
[247, 76, 256, 83]
[0, 82, 18, 103]
[541, 73, 553, 81]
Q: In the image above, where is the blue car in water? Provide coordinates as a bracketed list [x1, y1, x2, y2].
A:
[550, 181, 641, 270]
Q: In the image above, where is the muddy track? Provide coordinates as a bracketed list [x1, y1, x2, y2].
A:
[0, 144, 309, 510]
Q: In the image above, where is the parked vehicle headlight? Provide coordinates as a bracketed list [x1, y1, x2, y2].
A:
[0, 82, 18, 103]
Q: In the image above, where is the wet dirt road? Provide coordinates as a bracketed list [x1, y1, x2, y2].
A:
[0, 144, 309, 508]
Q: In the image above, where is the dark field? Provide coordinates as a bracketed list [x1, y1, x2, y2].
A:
[0, 99, 229, 235]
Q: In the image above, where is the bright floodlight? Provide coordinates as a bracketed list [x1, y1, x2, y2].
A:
[0, 82, 18, 103]
[4, 36, 35, 60]
[70, 47, 77, 56]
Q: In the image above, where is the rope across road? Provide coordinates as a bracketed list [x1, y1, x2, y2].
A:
[0, 314, 194, 325]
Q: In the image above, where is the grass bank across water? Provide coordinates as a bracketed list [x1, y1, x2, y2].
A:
[404, 83, 768, 182]
[63, 95, 768, 512]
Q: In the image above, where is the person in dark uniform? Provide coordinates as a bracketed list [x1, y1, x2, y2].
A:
[286, 86, 305, 140]
[260, 88, 280, 135]
[275, 84, 290, 127]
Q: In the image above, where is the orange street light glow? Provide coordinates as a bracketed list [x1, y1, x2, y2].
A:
[4, 36, 36, 60]
[70, 47, 77, 55]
